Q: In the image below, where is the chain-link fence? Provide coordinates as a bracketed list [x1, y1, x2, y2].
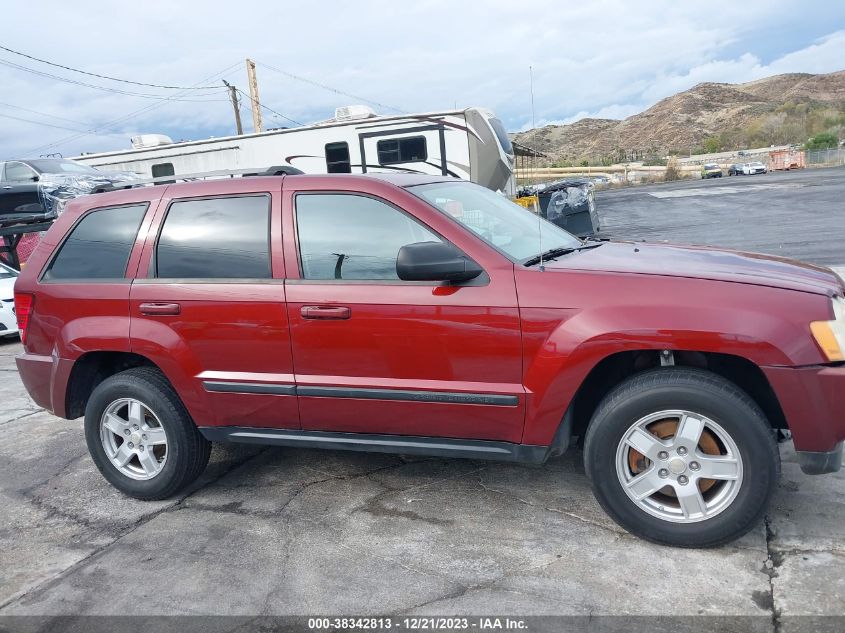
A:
[806, 148, 845, 166]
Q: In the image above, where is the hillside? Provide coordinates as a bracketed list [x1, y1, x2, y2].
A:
[513, 70, 845, 163]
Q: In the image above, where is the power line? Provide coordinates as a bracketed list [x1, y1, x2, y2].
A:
[15, 62, 244, 158]
[236, 87, 303, 127]
[0, 100, 99, 128]
[0, 111, 122, 137]
[0, 58, 227, 101]
[256, 60, 405, 114]
[0, 44, 221, 90]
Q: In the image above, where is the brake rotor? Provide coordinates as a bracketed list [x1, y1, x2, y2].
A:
[628, 418, 722, 494]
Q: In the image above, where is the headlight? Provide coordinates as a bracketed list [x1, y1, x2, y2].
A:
[811, 296, 845, 362]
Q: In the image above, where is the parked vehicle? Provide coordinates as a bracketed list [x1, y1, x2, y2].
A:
[517, 179, 599, 236]
[0, 160, 63, 227]
[727, 164, 745, 176]
[73, 106, 517, 194]
[769, 149, 806, 171]
[0, 262, 19, 338]
[0, 158, 135, 228]
[702, 164, 723, 179]
[743, 162, 767, 175]
[14, 173, 845, 548]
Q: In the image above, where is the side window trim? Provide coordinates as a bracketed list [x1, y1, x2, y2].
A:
[39, 202, 150, 283]
[292, 190, 470, 284]
[152, 193, 272, 280]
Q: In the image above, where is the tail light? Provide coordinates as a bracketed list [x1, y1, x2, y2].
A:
[14, 293, 33, 345]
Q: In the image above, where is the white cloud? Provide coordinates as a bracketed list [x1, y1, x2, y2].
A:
[0, 1, 843, 159]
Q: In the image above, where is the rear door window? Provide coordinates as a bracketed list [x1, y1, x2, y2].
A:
[155, 195, 270, 278]
[44, 204, 147, 280]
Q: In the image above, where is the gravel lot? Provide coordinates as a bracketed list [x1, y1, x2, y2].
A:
[1, 168, 844, 629]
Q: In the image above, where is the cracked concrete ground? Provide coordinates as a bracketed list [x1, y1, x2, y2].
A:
[1, 338, 843, 626]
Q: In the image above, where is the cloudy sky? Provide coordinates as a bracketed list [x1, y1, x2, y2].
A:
[1, 0, 844, 159]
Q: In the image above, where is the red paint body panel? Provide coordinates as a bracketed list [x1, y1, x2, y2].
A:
[11, 173, 845, 458]
[762, 365, 845, 451]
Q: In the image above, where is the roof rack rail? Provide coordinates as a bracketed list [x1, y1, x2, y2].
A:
[91, 165, 305, 193]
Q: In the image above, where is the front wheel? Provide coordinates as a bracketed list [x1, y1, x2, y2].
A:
[584, 368, 779, 547]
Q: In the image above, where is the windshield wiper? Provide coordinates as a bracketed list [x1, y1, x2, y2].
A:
[523, 242, 603, 267]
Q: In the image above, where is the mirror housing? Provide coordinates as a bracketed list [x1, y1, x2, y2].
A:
[396, 242, 483, 283]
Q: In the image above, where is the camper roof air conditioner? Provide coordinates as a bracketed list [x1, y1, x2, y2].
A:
[130, 134, 174, 149]
[334, 105, 377, 121]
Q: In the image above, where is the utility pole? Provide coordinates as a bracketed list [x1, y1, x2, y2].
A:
[222, 80, 243, 135]
[246, 59, 263, 133]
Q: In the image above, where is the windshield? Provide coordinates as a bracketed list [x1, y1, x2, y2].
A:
[0, 263, 19, 279]
[26, 159, 101, 175]
[409, 181, 582, 262]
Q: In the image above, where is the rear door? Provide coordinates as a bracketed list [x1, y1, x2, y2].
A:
[130, 178, 299, 430]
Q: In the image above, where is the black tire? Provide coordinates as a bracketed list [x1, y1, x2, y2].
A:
[584, 367, 779, 547]
[84, 367, 211, 500]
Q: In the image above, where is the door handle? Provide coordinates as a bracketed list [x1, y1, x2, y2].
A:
[2, 186, 12, 190]
[139, 302, 181, 316]
[301, 305, 351, 320]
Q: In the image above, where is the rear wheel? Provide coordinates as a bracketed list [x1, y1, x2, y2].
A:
[85, 368, 211, 500]
[584, 368, 779, 547]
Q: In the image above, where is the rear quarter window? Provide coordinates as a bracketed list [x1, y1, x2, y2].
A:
[44, 204, 147, 280]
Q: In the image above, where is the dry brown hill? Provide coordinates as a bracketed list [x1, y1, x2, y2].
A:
[513, 70, 845, 162]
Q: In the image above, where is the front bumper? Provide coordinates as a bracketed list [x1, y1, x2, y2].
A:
[764, 364, 845, 474]
[797, 443, 843, 475]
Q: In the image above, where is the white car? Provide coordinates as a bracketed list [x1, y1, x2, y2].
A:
[0, 262, 20, 338]
[743, 161, 767, 175]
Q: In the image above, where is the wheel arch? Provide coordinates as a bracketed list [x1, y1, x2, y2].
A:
[566, 349, 787, 443]
[65, 351, 162, 420]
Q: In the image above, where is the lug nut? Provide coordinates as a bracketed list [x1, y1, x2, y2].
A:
[678, 475, 689, 485]
[677, 447, 688, 456]
[123, 429, 130, 436]
[127, 442, 134, 449]
[139, 446, 145, 452]
[690, 461, 701, 471]
[658, 451, 669, 460]
[658, 468, 669, 478]
[142, 434, 147, 440]
[133, 424, 139, 430]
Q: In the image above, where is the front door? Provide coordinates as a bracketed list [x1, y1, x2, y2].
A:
[130, 179, 299, 430]
[282, 179, 524, 443]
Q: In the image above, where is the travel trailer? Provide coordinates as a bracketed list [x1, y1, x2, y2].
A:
[74, 106, 516, 193]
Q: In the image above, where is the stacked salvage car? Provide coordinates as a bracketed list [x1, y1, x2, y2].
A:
[0, 158, 137, 268]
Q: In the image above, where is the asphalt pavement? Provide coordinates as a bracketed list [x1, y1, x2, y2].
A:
[596, 166, 845, 266]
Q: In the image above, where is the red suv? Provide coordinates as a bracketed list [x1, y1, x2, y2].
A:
[13, 173, 845, 547]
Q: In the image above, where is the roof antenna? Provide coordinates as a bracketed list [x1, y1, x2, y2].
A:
[530, 65, 544, 271]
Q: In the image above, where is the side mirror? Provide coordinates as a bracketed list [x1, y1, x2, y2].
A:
[30, 175, 39, 182]
[396, 242, 483, 283]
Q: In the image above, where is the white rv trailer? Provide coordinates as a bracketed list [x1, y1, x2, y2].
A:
[73, 106, 516, 193]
